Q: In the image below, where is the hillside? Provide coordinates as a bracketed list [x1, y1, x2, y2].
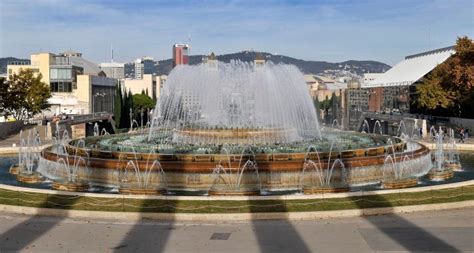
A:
[1, 52, 391, 77]
[152, 51, 390, 76]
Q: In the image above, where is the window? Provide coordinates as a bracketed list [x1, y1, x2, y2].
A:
[50, 68, 72, 80]
[50, 82, 72, 92]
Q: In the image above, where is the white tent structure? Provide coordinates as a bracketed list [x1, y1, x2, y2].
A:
[362, 46, 455, 88]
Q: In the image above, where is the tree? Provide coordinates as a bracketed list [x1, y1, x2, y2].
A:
[132, 93, 155, 111]
[0, 69, 51, 120]
[414, 36, 474, 117]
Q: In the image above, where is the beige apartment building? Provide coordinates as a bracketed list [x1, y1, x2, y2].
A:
[122, 74, 166, 100]
[7, 51, 117, 115]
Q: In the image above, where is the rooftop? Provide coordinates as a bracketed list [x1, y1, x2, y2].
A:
[363, 46, 455, 88]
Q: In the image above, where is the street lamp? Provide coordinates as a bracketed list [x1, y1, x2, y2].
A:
[92, 92, 106, 114]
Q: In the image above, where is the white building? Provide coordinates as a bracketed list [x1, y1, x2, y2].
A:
[99, 62, 125, 79]
[362, 46, 455, 88]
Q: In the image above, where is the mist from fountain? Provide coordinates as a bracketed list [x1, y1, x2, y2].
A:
[115, 146, 167, 191]
[446, 129, 462, 171]
[209, 146, 260, 193]
[148, 61, 321, 145]
[17, 129, 42, 175]
[300, 141, 348, 190]
[361, 120, 370, 133]
[373, 120, 383, 135]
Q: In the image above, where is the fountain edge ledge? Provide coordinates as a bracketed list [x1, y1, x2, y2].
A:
[0, 179, 472, 201]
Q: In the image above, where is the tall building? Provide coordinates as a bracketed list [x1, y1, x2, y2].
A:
[134, 56, 155, 79]
[99, 62, 125, 79]
[7, 51, 117, 115]
[173, 44, 189, 67]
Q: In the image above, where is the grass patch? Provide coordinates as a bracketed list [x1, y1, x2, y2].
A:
[0, 185, 472, 213]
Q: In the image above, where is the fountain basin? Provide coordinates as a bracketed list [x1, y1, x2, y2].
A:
[35, 132, 432, 195]
[382, 177, 419, 189]
[444, 162, 462, 171]
[428, 168, 454, 181]
[302, 186, 350, 194]
[9, 165, 21, 175]
[208, 189, 261, 196]
[118, 187, 166, 195]
[51, 181, 89, 192]
[16, 171, 43, 184]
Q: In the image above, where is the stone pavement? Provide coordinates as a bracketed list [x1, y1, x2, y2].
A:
[0, 207, 472, 252]
[0, 125, 51, 147]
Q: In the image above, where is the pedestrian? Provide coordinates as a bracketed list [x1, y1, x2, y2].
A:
[465, 129, 469, 139]
[459, 128, 465, 143]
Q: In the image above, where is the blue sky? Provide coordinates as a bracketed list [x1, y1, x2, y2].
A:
[0, 0, 472, 65]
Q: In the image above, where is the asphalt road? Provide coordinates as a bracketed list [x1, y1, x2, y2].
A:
[0, 208, 472, 253]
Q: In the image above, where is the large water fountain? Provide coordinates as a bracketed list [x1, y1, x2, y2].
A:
[33, 61, 432, 195]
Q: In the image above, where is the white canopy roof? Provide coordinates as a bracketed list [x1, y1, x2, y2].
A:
[363, 46, 455, 88]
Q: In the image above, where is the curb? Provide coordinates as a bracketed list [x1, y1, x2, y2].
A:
[0, 200, 473, 221]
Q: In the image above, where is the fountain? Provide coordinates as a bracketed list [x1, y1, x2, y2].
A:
[300, 142, 349, 193]
[428, 127, 455, 180]
[13, 129, 44, 184]
[207, 146, 261, 195]
[35, 61, 433, 195]
[444, 129, 462, 171]
[113, 143, 167, 195]
[373, 120, 383, 135]
[49, 140, 90, 191]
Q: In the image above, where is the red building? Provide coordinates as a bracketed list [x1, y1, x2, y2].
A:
[173, 44, 189, 67]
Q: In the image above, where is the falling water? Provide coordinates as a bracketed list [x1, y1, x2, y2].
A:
[148, 61, 321, 144]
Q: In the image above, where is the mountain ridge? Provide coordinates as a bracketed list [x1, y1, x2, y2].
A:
[1, 52, 391, 77]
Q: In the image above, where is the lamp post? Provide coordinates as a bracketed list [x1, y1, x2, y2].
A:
[92, 92, 106, 114]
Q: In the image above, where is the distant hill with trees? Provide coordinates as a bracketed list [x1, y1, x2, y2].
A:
[0, 52, 390, 77]
[150, 51, 390, 76]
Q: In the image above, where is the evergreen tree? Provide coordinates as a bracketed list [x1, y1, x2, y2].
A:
[121, 87, 130, 128]
[113, 82, 122, 128]
[128, 89, 134, 124]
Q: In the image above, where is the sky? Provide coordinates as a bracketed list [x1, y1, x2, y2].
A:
[0, 0, 472, 65]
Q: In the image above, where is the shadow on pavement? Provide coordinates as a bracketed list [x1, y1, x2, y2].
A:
[112, 197, 177, 252]
[350, 193, 461, 252]
[0, 193, 81, 252]
[248, 196, 311, 253]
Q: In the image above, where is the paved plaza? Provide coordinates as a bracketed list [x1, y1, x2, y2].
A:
[0, 208, 472, 252]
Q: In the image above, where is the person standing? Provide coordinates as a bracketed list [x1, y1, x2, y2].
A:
[459, 128, 465, 143]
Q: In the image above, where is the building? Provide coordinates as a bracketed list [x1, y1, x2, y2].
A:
[254, 53, 266, 67]
[202, 52, 218, 69]
[99, 62, 125, 79]
[7, 51, 117, 115]
[134, 57, 155, 79]
[304, 74, 347, 125]
[173, 44, 189, 67]
[345, 46, 455, 130]
[123, 74, 165, 101]
[363, 73, 383, 83]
